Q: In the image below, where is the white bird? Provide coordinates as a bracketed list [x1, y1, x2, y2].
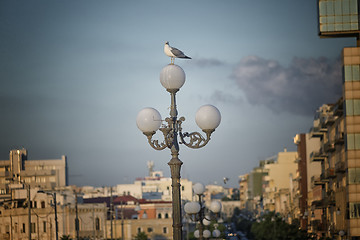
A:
[164, 41, 191, 64]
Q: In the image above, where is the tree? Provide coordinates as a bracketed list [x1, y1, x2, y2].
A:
[250, 212, 307, 240]
[135, 231, 148, 240]
[60, 236, 71, 240]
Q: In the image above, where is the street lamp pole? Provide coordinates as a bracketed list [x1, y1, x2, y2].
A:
[27, 184, 31, 240]
[137, 64, 221, 240]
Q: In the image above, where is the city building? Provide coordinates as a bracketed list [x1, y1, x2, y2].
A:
[0, 186, 107, 240]
[293, 131, 321, 231]
[0, 149, 68, 201]
[262, 149, 297, 215]
[238, 174, 249, 210]
[317, 0, 360, 238]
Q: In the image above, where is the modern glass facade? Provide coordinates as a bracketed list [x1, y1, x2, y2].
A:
[318, 0, 360, 36]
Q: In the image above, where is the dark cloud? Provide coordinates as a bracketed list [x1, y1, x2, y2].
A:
[192, 58, 226, 68]
[231, 55, 342, 116]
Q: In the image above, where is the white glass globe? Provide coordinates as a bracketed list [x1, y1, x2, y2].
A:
[184, 201, 201, 214]
[210, 201, 222, 213]
[194, 230, 200, 238]
[195, 105, 221, 130]
[203, 230, 211, 238]
[136, 108, 162, 133]
[203, 217, 211, 226]
[160, 64, 185, 90]
[212, 229, 221, 238]
[193, 183, 205, 195]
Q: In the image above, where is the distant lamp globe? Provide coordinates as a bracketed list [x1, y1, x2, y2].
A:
[213, 229, 221, 238]
[203, 230, 211, 238]
[193, 183, 205, 195]
[203, 217, 211, 226]
[195, 105, 221, 131]
[210, 201, 222, 213]
[194, 230, 200, 238]
[184, 201, 201, 215]
[136, 108, 162, 133]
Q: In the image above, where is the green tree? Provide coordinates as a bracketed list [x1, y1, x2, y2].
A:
[251, 212, 307, 240]
[135, 231, 148, 240]
[60, 235, 71, 240]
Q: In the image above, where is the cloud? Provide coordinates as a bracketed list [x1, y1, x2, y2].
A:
[192, 58, 226, 68]
[231, 55, 342, 116]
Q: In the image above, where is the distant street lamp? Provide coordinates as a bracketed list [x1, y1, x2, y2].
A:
[38, 190, 58, 240]
[184, 183, 222, 240]
[137, 64, 221, 240]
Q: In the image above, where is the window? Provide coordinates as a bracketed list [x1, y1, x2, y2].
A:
[95, 217, 100, 231]
[22, 223, 26, 233]
[350, 202, 360, 218]
[345, 65, 360, 82]
[163, 227, 168, 234]
[43, 221, 46, 233]
[165, 213, 169, 219]
[182, 186, 185, 191]
[346, 134, 360, 149]
[349, 168, 360, 183]
[41, 201, 45, 208]
[31, 223, 36, 233]
[147, 227, 153, 233]
[158, 213, 162, 219]
[137, 227, 141, 233]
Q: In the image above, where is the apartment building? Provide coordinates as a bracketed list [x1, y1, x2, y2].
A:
[0, 149, 68, 201]
[262, 149, 297, 215]
[294, 131, 322, 231]
[316, 0, 360, 239]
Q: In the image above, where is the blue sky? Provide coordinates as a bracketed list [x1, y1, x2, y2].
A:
[0, 1, 356, 188]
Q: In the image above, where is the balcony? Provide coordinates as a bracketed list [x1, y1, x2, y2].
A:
[324, 115, 336, 126]
[324, 142, 335, 152]
[309, 126, 326, 138]
[335, 161, 346, 173]
[312, 199, 324, 209]
[310, 150, 326, 162]
[333, 99, 343, 116]
[312, 176, 326, 186]
[325, 168, 336, 179]
[334, 132, 344, 145]
[324, 190, 335, 206]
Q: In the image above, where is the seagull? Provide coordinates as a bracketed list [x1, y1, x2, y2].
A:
[164, 41, 191, 64]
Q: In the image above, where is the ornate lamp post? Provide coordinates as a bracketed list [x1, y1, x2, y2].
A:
[136, 64, 221, 240]
[184, 183, 222, 239]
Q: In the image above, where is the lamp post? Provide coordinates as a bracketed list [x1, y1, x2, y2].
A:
[184, 183, 222, 240]
[38, 191, 58, 240]
[136, 64, 221, 240]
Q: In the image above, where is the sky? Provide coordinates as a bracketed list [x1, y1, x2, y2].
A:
[0, 1, 356, 188]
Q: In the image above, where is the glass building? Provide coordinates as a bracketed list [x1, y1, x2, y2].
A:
[318, 0, 359, 37]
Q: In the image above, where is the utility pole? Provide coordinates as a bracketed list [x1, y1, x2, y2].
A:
[75, 191, 80, 240]
[27, 184, 31, 240]
[110, 187, 113, 240]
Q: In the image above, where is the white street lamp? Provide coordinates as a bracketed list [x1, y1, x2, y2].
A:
[184, 183, 223, 240]
[137, 64, 221, 240]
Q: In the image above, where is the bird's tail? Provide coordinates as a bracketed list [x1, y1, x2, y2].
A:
[180, 56, 191, 59]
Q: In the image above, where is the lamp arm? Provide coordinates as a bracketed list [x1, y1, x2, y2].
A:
[144, 132, 168, 151]
[179, 129, 214, 149]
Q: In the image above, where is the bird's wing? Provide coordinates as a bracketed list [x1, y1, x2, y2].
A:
[170, 47, 186, 57]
